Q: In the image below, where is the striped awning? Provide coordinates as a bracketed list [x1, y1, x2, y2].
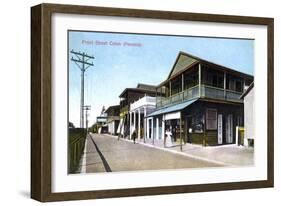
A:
[146, 98, 198, 118]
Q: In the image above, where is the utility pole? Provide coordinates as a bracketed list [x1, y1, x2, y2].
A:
[83, 105, 91, 133]
[70, 49, 94, 128]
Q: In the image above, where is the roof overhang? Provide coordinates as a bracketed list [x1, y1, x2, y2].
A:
[146, 98, 198, 118]
[157, 51, 254, 88]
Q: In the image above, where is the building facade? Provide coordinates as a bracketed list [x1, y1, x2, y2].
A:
[105, 105, 120, 135]
[146, 51, 253, 146]
[129, 95, 156, 141]
[240, 82, 254, 147]
[117, 84, 157, 138]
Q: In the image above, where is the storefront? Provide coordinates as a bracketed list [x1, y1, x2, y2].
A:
[181, 99, 244, 146]
[147, 98, 244, 147]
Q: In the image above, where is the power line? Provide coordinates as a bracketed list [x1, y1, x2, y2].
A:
[70, 49, 94, 128]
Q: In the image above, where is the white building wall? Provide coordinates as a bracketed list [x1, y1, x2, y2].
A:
[108, 121, 114, 135]
[244, 88, 255, 146]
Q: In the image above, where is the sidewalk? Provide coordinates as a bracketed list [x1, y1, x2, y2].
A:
[104, 134, 254, 167]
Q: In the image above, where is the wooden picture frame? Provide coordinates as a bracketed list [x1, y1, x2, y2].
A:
[31, 3, 274, 202]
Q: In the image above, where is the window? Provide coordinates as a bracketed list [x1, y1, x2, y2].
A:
[227, 78, 235, 90]
[226, 74, 244, 92]
[204, 67, 224, 88]
[184, 69, 199, 90]
[235, 80, 243, 92]
[206, 108, 217, 130]
[218, 75, 224, 88]
[192, 113, 204, 133]
[171, 79, 181, 95]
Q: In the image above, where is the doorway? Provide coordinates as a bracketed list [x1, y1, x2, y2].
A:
[225, 114, 233, 143]
[185, 116, 192, 143]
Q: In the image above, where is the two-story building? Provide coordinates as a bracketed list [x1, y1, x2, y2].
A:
[146, 51, 253, 147]
[129, 95, 157, 141]
[105, 105, 120, 135]
[117, 84, 157, 138]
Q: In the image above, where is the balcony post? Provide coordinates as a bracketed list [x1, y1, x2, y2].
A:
[199, 63, 201, 97]
[133, 110, 136, 138]
[169, 81, 171, 96]
[129, 111, 132, 139]
[146, 118, 150, 139]
[143, 107, 147, 142]
[152, 118, 154, 144]
[156, 117, 159, 140]
[162, 115, 165, 140]
[138, 108, 141, 141]
[182, 73, 184, 101]
[180, 112, 182, 151]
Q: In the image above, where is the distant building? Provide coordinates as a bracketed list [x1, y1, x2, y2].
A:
[105, 105, 120, 135]
[146, 51, 254, 146]
[240, 82, 254, 147]
[96, 106, 108, 134]
[117, 83, 157, 138]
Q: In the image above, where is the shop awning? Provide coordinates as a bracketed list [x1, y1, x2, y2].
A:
[146, 98, 198, 118]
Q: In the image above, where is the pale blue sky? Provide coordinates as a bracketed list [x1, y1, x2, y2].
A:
[68, 30, 254, 127]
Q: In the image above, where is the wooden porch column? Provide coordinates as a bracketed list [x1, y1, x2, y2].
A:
[180, 112, 182, 151]
[129, 111, 132, 139]
[146, 118, 150, 140]
[182, 73, 184, 100]
[162, 115, 165, 139]
[152, 118, 154, 144]
[169, 81, 172, 97]
[133, 110, 136, 139]
[138, 109, 141, 141]
[162, 115, 165, 147]
[198, 63, 201, 97]
[143, 107, 147, 143]
[156, 117, 159, 140]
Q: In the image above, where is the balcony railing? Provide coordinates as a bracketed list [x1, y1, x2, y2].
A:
[156, 85, 199, 108]
[130, 96, 156, 111]
[201, 85, 243, 103]
[156, 84, 243, 108]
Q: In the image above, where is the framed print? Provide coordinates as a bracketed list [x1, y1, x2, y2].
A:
[31, 3, 274, 202]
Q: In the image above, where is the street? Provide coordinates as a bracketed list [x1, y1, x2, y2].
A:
[79, 133, 221, 173]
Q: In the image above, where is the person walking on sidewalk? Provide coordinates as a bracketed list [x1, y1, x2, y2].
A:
[165, 128, 173, 147]
[132, 129, 137, 144]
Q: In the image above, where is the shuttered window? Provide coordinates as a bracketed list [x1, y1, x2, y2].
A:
[206, 108, 217, 130]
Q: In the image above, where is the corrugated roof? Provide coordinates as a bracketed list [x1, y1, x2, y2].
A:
[146, 98, 198, 117]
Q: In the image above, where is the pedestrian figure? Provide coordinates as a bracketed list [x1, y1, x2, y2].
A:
[165, 128, 173, 147]
[132, 130, 137, 144]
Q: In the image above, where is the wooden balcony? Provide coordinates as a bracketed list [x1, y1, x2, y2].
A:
[156, 84, 243, 108]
